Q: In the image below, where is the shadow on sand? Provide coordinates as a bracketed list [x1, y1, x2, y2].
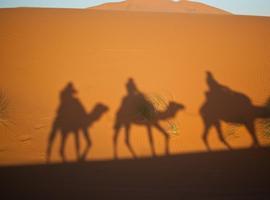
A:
[46, 82, 109, 162]
[200, 71, 270, 150]
[1, 147, 270, 199]
[113, 78, 185, 159]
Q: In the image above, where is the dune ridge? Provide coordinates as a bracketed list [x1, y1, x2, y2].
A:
[90, 0, 231, 14]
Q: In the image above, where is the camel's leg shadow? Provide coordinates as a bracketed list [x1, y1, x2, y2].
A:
[74, 130, 80, 161]
[113, 126, 121, 159]
[202, 122, 211, 151]
[124, 125, 137, 159]
[80, 128, 92, 161]
[201, 120, 232, 151]
[214, 121, 232, 150]
[154, 123, 170, 155]
[60, 132, 68, 162]
[46, 120, 59, 162]
[146, 125, 156, 157]
[244, 120, 260, 148]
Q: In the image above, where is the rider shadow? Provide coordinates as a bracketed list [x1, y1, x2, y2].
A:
[46, 82, 109, 162]
[200, 71, 270, 150]
[113, 78, 185, 159]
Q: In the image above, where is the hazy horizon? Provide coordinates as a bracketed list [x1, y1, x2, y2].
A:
[0, 0, 270, 17]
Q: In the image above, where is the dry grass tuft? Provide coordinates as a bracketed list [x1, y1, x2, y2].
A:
[0, 91, 9, 127]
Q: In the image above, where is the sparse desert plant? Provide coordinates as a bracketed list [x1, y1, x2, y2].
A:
[0, 91, 9, 127]
[262, 97, 270, 138]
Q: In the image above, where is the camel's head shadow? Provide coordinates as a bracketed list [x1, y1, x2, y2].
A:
[167, 101, 185, 112]
[87, 103, 109, 126]
[160, 101, 185, 119]
[91, 103, 109, 115]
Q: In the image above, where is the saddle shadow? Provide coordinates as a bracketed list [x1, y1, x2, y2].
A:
[46, 82, 109, 162]
[200, 71, 270, 150]
[113, 78, 185, 159]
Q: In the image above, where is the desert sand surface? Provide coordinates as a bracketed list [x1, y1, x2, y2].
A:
[90, 0, 231, 14]
[0, 8, 270, 166]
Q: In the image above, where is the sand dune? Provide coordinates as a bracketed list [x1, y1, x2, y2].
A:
[90, 0, 231, 14]
[0, 8, 270, 165]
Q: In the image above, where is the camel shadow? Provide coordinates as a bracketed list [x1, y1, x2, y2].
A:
[113, 78, 185, 159]
[46, 82, 109, 162]
[200, 71, 270, 150]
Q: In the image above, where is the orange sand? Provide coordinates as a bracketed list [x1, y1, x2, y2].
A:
[0, 8, 270, 165]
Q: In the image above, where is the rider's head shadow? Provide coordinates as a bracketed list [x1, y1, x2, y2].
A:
[126, 78, 140, 95]
[46, 82, 109, 163]
[206, 71, 218, 90]
[60, 82, 77, 100]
